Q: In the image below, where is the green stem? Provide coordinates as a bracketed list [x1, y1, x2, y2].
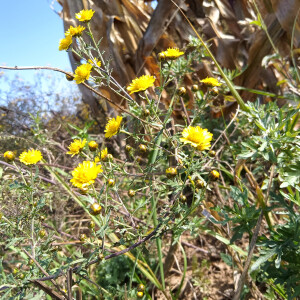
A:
[43, 161, 163, 290]
[170, 0, 249, 112]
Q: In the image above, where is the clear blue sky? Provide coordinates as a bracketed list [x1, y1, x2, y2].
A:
[0, 0, 71, 84]
[0, 0, 158, 92]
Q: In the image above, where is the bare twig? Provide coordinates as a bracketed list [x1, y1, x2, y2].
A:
[67, 269, 73, 300]
[114, 191, 136, 228]
[22, 248, 68, 299]
[232, 211, 264, 300]
[179, 96, 190, 125]
[0, 65, 161, 130]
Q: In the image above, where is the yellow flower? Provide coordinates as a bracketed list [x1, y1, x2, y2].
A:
[74, 63, 93, 84]
[94, 148, 108, 162]
[75, 9, 95, 22]
[65, 25, 85, 37]
[180, 126, 213, 151]
[66, 139, 86, 156]
[3, 151, 15, 162]
[200, 77, 221, 87]
[127, 75, 155, 94]
[160, 48, 184, 60]
[104, 116, 122, 138]
[70, 161, 103, 189]
[88, 58, 101, 67]
[59, 35, 72, 51]
[19, 149, 43, 165]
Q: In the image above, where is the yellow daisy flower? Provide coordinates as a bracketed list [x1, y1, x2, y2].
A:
[104, 116, 122, 138]
[70, 161, 103, 189]
[3, 151, 15, 162]
[180, 126, 213, 151]
[66, 139, 86, 156]
[59, 35, 72, 51]
[65, 25, 85, 37]
[19, 149, 43, 165]
[94, 148, 108, 162]
[127, 75, 155, 94]
[160, 48, 184, 60]
[75, 9, 95, 22]
[88, 58, 101, 67]
[74, 63, 93, 84]
[200, 77, 221, 87]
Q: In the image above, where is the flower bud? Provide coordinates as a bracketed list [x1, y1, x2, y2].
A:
[128, 189, 136, 197]
[143, 109, 150, 117]
[106, 154, 113, 161]
[88, 141, 98, 151]
[38, 229, 46, 238]
[39, 215, 46, 222]
[157, 52, 166, 61]
[166, 167, 177, 178]
[195, 179, 205, 189]
[65, 74, 74, 81]
[3, 151, 15, 162]
[88, 221, 95, 229]
[210, 87, 219, 96]
[125, 145, 132, 152]
[210, 170, 220, 181]
[139, 144, 147, 153]
[177, 87, 186, 96]
[191, 84, 199, 92]
[138, 283, 145, 292]
[80, 233, 87, 242]
[90, 203, 102, 215]
[208, 150, 216, 157]
[137, 291, 144, 298]
[12, 268, 19, 275]
[107, 178, 115, 187]
[179, 194, 186, 201]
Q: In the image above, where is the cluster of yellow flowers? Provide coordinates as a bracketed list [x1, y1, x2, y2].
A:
[58, 9, 103, 85]
[65, 115, 122, 189]
[4, 149, 43, 165]
[59, 9, 94, 51]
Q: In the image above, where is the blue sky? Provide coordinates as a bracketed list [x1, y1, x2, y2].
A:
[0, 0, 71, 85]
[0, 0, 157, 93]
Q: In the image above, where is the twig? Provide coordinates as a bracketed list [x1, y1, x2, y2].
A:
[181, 241, 209, 254]
[179, 96, 190, 125]
[0, 160, 56, 185]
[232, 211, 264, 300]
[211, 106, 240, 150]
[0, 65, 161, 130]
[114, 191, 136, 228]
[0, 221, 165, 291]
[31, 280, 65, 300]
[22, 248, 68, 299]
[67, 268, 73, 300]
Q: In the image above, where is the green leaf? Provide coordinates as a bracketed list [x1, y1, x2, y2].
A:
[220, 253, 233, 266]
[250, 19, 262, 27]
[250, 247, 278, 273]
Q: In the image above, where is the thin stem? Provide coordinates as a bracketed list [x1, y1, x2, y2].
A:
[170, 0, 249, 112]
